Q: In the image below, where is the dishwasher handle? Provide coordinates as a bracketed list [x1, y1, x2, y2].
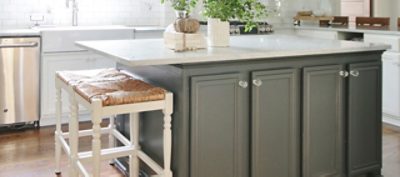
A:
[0, 42, 38, 48]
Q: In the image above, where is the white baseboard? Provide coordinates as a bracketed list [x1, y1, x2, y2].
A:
[383, 112, 400, 130]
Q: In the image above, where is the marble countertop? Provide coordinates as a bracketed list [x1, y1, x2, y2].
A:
[0, 25, 165, 37]
[0, 29, 40, 37]
[76, 34, 389, 67]
[32, 25, 134, 31]
[294, 25, 400, 35]
[133, 26, 165, 31]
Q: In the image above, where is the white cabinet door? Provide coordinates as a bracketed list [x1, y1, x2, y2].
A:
[40, 51, 115, 125]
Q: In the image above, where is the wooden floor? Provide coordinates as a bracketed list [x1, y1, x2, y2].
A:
[0, 122, 124, 177]
[0, 123, 399, 177]
[382, 126, 400, 177]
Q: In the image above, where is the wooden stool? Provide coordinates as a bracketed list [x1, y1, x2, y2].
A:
[54, 68, 173, 177]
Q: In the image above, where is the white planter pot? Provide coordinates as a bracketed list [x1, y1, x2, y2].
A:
[207, 18, 230, 47]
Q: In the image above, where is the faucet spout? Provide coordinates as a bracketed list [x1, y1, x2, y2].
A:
[66, 0, 78, 26]
[72, 2, 78, 26]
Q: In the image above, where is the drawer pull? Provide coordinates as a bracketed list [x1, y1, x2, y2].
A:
[350, 70, 360, 77]
[339, 71, 349, 78]
[253, 79, 263, 87]
[238, 80, 248, 88]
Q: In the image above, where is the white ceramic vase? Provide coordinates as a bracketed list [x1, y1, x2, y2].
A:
[207, 18, 230, 47]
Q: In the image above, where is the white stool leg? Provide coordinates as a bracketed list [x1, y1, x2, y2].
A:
[68, 95, 79, 177]
[163, 93, 173, 177]
[91, 100, 103, 177]
[54, 87, 62, 174]
[130, 113, 140, 177]
[108, 115, 115, 165]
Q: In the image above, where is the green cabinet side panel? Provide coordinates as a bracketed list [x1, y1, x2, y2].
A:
[348, 62, 382, 175]
[251, 69, 300, 177]
[303, 65, 345, 177]
[190, 73, 247, 177]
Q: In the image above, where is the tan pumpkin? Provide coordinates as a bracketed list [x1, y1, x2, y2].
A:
[174, 17, 200, 33]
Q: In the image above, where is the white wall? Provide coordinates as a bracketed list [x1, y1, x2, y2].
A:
[0, 0, 165, 29]
[374, 0, 400, 29]
[272, 0, 340, 25]
[0, 0, 351, 29]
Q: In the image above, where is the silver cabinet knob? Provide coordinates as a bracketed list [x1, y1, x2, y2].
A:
[238, 80, 248, 88]
[253, 79, 263, 87]
[350, 70, 360, 77]
[339, 71, 349, 78]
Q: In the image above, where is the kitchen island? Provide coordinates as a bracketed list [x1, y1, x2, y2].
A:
[77, 35, 388, 177]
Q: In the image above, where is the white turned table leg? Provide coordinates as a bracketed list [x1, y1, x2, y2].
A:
[68, 95, 79, 177]
[91, 100, 102, 177]
[55, 87, 62, 174]
[163, 93, 173, 177]
[130, 113, 140, 177]
[108, 115, 116, 165]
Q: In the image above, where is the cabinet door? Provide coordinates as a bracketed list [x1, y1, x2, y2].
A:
[190, 73, 248, 177]
[40, 52, 115, 123]
[251, 69, 300, 177]
[303, 65, 345, 177]
[348, 62, 381, 175]
[90, 53, 116, 68]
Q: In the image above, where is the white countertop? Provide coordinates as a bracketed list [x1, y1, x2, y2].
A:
[32, 25, 134, 32]
[76, 34, 389, 67]
[0, 25, 165, 37]
[0, 29, 40, 37]
[294, 25, 400, 36]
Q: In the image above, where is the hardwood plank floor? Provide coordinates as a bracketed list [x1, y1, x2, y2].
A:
[0, 123, 399, 177]
[382, 127, 400, 177]
[0, 122, 124, 177]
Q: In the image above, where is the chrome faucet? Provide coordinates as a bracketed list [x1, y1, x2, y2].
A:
[66, 0, 78, 26]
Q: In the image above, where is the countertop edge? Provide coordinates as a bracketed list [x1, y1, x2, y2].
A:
[293, 25, 400, 36]
[76, 40, 389, 67]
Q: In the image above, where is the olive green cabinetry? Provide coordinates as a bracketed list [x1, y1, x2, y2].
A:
[116, 52, 383, 177]
[190, 73, 247, 177]
[348, 62, 382, 176]
[303, 65, 346, 177]
[251, 69, 300, 177]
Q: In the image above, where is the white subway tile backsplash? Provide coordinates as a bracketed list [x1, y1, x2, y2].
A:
[0, 0, 167, 29]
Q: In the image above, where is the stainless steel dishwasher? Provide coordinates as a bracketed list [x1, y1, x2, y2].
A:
[0, 36, 40, 127]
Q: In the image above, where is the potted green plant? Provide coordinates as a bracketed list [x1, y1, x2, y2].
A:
[161, 0, 197, 14]
[161, 0, 201, 33]
[202, 0, 267, 47]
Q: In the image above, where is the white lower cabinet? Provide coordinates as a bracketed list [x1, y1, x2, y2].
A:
[40, 51, 115, 126]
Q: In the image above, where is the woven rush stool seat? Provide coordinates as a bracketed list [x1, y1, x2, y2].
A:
[56, 68, 129, 86]
[57, 68, 166, 106]
[54, 68, 173, 177]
